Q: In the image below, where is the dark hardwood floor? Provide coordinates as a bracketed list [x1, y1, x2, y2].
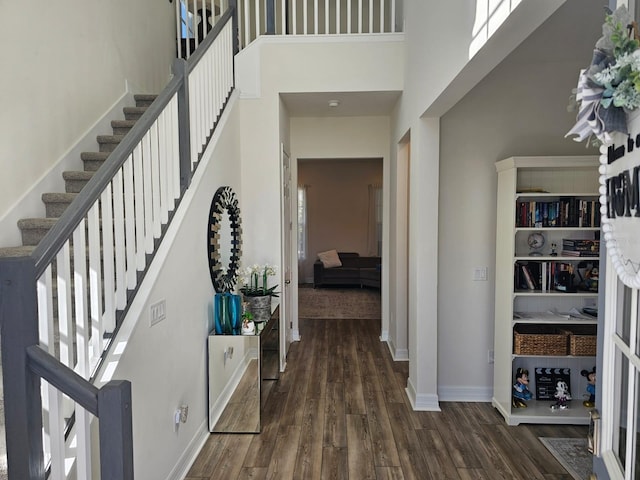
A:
[186, 317, 587, 479]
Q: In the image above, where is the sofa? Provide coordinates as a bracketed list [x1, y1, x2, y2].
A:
[313, 251, 381, 288]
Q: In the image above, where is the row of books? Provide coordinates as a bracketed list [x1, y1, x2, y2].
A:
[515, 261, 598, 292]
[516, 199, 601, 228]
[561, 239, 599, 257]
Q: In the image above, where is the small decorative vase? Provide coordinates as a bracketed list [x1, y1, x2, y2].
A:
[245, 295, 271, 324]
[241, 320, 255, 335]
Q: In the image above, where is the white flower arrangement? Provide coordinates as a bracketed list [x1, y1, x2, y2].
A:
[239, 263, 279, 297]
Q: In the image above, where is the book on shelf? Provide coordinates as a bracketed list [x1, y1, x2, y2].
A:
[515, 198, 601, 228]
[515, 260, 599, 292]
[561, 250, 599, 257]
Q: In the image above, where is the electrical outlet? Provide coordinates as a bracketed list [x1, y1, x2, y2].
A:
[175, 405, 188, 425]
[179, 405, 188, 423]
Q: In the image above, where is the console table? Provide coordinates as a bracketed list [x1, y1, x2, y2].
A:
[207, 305, 280, 433]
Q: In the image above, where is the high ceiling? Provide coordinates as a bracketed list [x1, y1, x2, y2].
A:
[278, 0, 601, 120]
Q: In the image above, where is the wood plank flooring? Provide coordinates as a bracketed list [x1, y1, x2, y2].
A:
[186, 317, 588, 479]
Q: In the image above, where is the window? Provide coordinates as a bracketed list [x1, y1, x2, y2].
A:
[297, 186, 307, 260]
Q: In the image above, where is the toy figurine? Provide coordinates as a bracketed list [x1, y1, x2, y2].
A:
[513, 367, 533, 408]
[550, 242, 558, 256]
[551, 380, 571, 410]
[581, 367, 596, 408]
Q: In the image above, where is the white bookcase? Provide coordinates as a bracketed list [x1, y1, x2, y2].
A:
[493, 156, 600, 426]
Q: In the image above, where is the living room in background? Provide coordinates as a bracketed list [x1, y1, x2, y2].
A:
[297, 158, 383, 284]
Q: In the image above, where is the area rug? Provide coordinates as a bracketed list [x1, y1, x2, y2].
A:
[298, 287, 380, 319]
[539, 437, 592, 480]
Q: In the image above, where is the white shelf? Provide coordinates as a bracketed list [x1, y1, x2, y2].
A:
[516, 192, 599, 199]
[493, 155, 600, 427]
[493, 398, 592, 426]
[515, 227, 600, 231]
[513, 290, 598, 297]
[512, 354, 596, 359]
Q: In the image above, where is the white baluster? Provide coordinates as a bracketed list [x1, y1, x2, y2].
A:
[101, 185, 116, 334]
[133, 143, 146, 270]
[150, 123, 162, 239]
[142, 132, 154, 253]
[113, 170, 127, 310]
[369, 0, 373, 32]
[123, 154, 137, 290]
[73, 222, 92, 480]
[87, 202, 104, 363]
[314, 0, 318, 33]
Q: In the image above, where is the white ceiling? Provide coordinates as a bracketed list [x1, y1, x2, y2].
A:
[280, 91, 402, 117]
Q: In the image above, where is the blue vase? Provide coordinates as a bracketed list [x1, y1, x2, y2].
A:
[214, 293, 242, 335]
[229, 294, 241, 334]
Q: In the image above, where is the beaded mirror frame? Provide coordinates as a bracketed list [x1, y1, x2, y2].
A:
[207, 186, 242, 292]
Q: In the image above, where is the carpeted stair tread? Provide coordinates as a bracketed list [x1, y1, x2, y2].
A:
[18, 218, 58, 246]
[42, 193, 77, 218]
[97, 135, 125, 153]
[123, 106, 147, 121]
[0, 246, 36, 258]
[111, 120, 136, 135]
[80, 151, 109, 171]
[63, 171, 95, 193]
[134, 94, 157, 107]
[18, 218, 59, 228]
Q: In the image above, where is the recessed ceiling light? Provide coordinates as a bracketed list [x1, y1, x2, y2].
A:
[328, 100, 340, 108]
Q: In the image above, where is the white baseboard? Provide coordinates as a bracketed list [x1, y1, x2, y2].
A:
[384, 338, 409, 361]
[167, 419, 209, 480]
[379, 329, 389, 342]
[0, 90, 135, 247]
[292, 329, 301, 341]
[438, 386, 493, 402]
[405, 378, 441, 411]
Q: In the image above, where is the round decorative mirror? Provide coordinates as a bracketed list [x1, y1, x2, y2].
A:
[208, 186, 242, 292]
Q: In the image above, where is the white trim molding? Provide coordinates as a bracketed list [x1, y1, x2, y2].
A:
[438, 386, 492, 402]
[406, 378, 441, 411]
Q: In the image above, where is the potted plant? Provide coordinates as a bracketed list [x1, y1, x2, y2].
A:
[241, 305, 255, 335]
[239, 264, 279, 323]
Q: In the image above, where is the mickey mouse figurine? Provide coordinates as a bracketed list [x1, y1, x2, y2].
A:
[581, 367, 596, 408]
[551, 380, 571, 410]
[512, 367, 533, 408]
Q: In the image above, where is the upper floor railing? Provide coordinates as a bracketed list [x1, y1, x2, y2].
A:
[0, 4, 238, 478]
[177, 0, 402, 57]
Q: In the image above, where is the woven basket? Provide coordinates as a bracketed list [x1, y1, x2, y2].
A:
[560, 325, 597, 356]
[513, 325, 568, 356]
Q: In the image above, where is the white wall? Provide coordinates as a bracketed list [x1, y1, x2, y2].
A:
[96, 96, 242, 480]
[436, 0, 602, 400]
[0, 1, 175, 241]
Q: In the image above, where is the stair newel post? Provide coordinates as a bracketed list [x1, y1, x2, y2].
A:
[0, 257, 45, 479]
[172, 58, 192, 194]
[229, 0, 240, 55]
[98, 380, 134, 480]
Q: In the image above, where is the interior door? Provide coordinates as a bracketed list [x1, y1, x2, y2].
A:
[280, 144, 293, 365]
